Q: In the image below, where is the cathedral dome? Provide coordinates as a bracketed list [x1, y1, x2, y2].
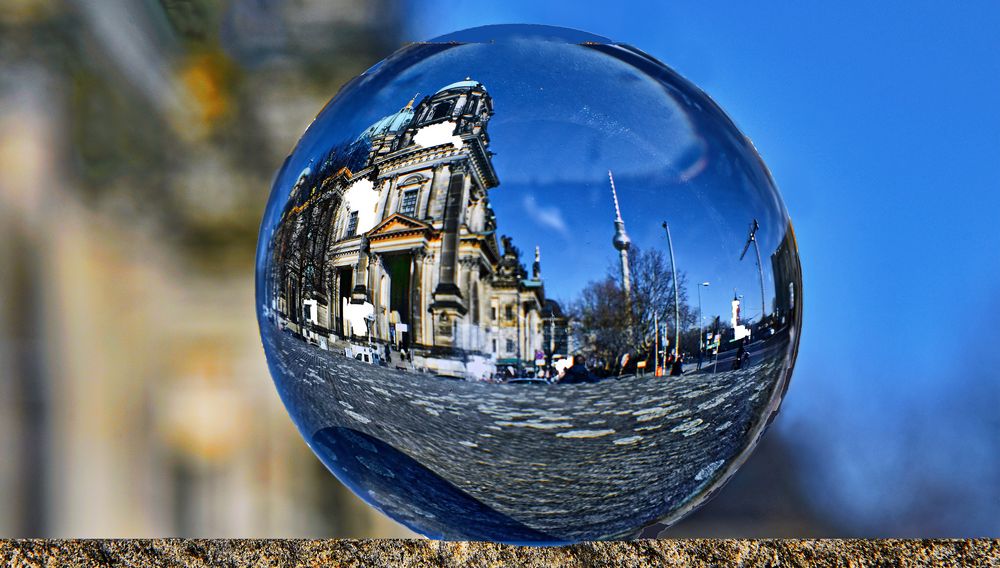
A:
[360, 106, 415, 140]
[436, 78, 482, 93]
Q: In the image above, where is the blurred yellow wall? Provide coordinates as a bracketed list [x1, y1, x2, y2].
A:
[0, 0, 413, 538]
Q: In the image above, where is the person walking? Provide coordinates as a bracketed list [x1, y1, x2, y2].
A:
[732, 339, 747, 371]
[560, 355, 595, 384]
[670, 353, 684, 376]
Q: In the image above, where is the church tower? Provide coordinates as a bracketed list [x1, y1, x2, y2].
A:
[404, 79, 499, 347]
[532, 246, 541, 280]
[609, 171, 632, 306]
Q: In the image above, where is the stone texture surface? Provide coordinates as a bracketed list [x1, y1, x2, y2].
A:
[1, 540, 998, 567]
[269, 330, 788, 541]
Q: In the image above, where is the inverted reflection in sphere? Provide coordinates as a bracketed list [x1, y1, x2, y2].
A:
[255, 24, 801, 543]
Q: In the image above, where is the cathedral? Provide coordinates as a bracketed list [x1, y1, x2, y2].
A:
[266, 80, 548, 379]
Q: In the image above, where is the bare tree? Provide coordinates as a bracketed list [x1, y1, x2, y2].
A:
[571, 246, 696, 371]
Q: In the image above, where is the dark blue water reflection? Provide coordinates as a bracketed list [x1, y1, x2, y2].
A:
[312, 426, 563, 544]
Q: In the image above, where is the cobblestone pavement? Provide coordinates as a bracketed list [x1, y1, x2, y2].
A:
[265, 331, 791, 541]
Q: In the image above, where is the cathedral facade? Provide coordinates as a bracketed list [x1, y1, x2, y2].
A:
[266, 80, 546, 379]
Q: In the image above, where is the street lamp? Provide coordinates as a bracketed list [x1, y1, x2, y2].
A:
[698, 281, 709, 370]
[661, 221, 681, 359]
[740, 219, 767, 324]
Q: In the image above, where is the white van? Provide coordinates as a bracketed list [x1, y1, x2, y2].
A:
[345, 344, 381, 365]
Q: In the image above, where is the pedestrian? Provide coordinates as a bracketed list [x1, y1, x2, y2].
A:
[560, 355, 595, 384]
[733, 339, 746, 371]
[552, 357, 571, 382]
[670, 352, 683, 376]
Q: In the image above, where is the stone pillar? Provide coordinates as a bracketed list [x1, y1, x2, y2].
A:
[461, 258, 479, 324]
[423, 163, 447, 220]
[325, 275, 334, 332]
[368, 252, 382, 338]
[429, 164, 468, 347]
[331, 270, 340, 335]
[351, 237, 370, 304]
[431, 165, 467, 312]
[409, 248, 425, 347]
[459, 257, 481, 350]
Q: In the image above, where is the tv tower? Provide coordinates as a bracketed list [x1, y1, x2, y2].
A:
[609, 171, 632, 306]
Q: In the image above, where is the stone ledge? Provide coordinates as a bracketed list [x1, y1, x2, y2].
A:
[1, 539, 998, 567]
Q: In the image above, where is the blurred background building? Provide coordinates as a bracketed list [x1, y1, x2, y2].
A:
[0, 0, 414, 537]
[1, 0, 997, 538]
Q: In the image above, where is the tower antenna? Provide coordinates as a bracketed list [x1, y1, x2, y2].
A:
[609, 170, 632, 299]
[740, 219, 767, 323]
[609, 170, 634, 345]
[609, 170, 624, 222]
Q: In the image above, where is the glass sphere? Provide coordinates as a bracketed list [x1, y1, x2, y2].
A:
[256, 24, 801, 543]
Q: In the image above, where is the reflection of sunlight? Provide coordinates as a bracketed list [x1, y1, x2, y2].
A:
[678, 137, 709, 182]
[412, 120, 463, 148]
[343, 177, 378, 233]
[343, 300, 374, 337]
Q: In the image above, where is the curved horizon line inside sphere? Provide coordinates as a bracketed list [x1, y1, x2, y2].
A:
[427, 23, 613, 45]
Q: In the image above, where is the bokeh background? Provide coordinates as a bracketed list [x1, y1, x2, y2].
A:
[1, 0, 997, 537]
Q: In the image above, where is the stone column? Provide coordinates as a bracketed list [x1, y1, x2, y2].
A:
[430, 164, 467, 314]
[331, 270, 341, 336]
[377, 178, 394, 222]
[429, 164, 468, 347]
[461, 258, 479, 324]
[368, 252, 382, 339]
[351, 237, 370, 304]
[408, 248, 425, 347]
[325, 275, 334, 332]
[423, 163, 447, 220]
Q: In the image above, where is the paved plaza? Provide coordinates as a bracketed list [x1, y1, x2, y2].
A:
[265, 331, 791, 541]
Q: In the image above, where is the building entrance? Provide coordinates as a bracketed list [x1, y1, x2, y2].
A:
[383, 254, 411, 346]
[337, 267, 353, 336]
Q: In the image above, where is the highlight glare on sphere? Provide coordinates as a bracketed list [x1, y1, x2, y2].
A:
[255, 24, 802, 543]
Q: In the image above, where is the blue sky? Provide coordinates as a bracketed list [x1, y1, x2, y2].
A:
[391, 2, 1000, 534]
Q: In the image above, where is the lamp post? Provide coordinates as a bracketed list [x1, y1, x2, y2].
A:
[698, 281, 709, 370]
[653, 312, 659, 376]
[740, 219, 766, 324]
[542, 311, 557, 380]
[661, 222, 680, 359]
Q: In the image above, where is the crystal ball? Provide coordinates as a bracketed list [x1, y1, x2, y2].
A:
[256, 24, 801, 543]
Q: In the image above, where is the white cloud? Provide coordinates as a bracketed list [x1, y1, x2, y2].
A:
[412, 121, 463, 149]
[522, 194, 568, 237]
[343, 177, 378, 234]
